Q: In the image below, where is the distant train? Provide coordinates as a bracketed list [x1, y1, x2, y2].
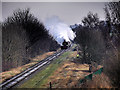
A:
[61, 40, 71, 49]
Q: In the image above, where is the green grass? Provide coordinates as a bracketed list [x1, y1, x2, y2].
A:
[18, 51, 71, 88]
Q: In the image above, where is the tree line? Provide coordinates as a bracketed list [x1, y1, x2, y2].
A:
[73, 2, 120, 87]
[2, 8, 60, 71]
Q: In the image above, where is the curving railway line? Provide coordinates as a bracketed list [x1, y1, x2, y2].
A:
[1, 47, 71, 90]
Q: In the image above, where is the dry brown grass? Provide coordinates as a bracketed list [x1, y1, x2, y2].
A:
[68, 51, 77, 58]
[80, 73, 112, 88]
[45, 60, 91, 88]
[32, 51, 55, 61]
[1, 62, 37, 83]
[1, 51, 55, 83]
[46, 61, 109, 88]
[43, 49, 105, 88]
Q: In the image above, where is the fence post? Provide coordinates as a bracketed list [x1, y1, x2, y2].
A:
[89, 64, 92, 72]
[50, 82, 52, 90]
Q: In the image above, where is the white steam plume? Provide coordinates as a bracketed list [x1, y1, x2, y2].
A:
[44, 16, 75, 45]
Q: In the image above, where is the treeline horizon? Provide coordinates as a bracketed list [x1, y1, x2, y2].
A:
[2, 8, 60, 71]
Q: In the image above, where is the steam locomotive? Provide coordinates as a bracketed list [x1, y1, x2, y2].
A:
[61, 40, 71, 49]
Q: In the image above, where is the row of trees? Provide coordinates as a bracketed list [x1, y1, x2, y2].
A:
[2, 8, 60, 71]
[73, 2, 120, 87]
[74, 12, 106, 65]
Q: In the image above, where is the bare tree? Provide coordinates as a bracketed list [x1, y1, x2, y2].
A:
[82, 12, 100, 29]
[104, 5, 112, 34]
[2, 25, 29, 71]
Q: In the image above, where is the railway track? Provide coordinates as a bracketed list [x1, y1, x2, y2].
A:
[1, 48, 70, 90]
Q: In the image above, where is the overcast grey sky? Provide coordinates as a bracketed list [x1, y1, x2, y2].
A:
[2, 2, 106, 25]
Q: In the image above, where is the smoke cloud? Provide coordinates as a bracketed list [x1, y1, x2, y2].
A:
[44, 16, 75, 45]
